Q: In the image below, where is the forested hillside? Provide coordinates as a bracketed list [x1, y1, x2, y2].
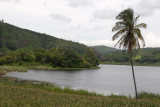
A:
[0, 22, 90, 55]
[91, 45, 117, 54]
[0, 21, 99, 68]
[103, 48, 160, 64]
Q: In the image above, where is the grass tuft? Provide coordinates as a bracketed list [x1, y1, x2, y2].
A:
[138, 91, 160, 99]
[0, 65, 27, 75]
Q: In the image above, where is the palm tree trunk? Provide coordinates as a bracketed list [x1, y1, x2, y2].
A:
[130, 51, 138, 99]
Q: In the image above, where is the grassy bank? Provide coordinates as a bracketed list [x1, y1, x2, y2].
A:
[28, 66, 100, 70]
[0, 77, 160, 106]
[0, 66, 28, 75]
[0, 65, 100, 75]
[0, 76, 102, 96]
[101, 61, 160, 67]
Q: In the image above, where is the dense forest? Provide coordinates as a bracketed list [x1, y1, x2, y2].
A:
[0, 22, 99, 68]
[0, 21, 91, 55]
[0, 48, 99, 68]
[93, 46, 160, 64]
[103, 48, 160, 64]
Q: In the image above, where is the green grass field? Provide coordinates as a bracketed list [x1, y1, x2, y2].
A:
[0, 76, 160, 107]
[0, 82, 160, 107]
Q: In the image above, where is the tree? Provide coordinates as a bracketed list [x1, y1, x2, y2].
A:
[112, 8, 147, 99]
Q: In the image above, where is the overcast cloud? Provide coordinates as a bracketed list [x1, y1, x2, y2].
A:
[67, 0, 92, 7]
[93, 8, 117, 20]
[0, 0, 160, 47]
[49, 13, 71, 23]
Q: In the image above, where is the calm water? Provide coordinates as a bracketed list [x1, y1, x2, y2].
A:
[6, 64, 160, 96]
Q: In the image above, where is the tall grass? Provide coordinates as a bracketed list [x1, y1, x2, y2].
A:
[138, 91, 160, 99]
[0, 76, 102, 96]
[0, 76, 160, 106]
[0, 81, 160, 106]
[0, 65, 27, 75]
[0, 65, 100, 75]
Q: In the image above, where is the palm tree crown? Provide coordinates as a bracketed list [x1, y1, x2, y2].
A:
[112, 8, 147, 52]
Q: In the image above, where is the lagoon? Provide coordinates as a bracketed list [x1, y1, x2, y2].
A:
[6, 64, 160, 96]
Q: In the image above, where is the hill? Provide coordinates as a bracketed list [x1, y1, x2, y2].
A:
[0, 21, 99, 68]
[103, 47, 160, 65]
[91, 45, 117, 54]
[0, 21, 90, 55]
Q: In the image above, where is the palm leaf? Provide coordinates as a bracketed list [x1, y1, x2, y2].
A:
[135, 23, 147, 29]
[134, 29, 145, 47]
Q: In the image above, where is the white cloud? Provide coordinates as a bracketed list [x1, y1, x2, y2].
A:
[0, 0, 9, 1]
[0, 0, 21, 2]
[49, 13, 71, 23]
[67, 0, 92, 7]
[134, 0, 160, 17]
[93, 8, 117, 20]
[139, 0, 160, 9]
[79, 39, 116, 47]
[145, 33, 160, 47]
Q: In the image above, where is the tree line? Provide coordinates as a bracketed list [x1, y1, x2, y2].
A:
[103, 48, 160, 64]
[0, 48, 99, 68]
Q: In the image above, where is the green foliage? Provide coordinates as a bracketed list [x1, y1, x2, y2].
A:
[102, 48, 160, 64]
[85, 49, 100, 67]
[112, 8, 147, 52]
[138, 92, 160, 99]
[0, 48, 99, 68]
[0, 22, 91, 55]
[0, 22, 99, 68]
[0, 65, 27, 75]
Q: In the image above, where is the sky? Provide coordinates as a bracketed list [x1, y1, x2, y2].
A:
[0, 0, 160, 48]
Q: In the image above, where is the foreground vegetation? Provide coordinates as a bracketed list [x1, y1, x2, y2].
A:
[0, 76, 160, 106]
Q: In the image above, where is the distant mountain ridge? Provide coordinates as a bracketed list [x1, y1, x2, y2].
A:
[0, 22, 90, 54]
[91, 45, 117, 54]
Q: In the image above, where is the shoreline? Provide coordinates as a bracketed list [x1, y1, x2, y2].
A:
[0, 65, 100, 75]
[100, 62, 160, 67]
[0, 75, 160, 99]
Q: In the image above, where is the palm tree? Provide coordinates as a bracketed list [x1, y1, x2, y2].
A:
[112, 8, 147, 99]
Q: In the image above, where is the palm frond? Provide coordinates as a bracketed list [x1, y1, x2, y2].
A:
[112, 26, 125, 32]
[114, 35, 126, 47]
[135, 23, 147, 29]
[116, 8, 134, 21]
[115, 21, 126, 26]
[136, 38, 140, 50]
[134, 29, 145, 47]
[112, 28, 128, 41]
[133, 15, 140, 26]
